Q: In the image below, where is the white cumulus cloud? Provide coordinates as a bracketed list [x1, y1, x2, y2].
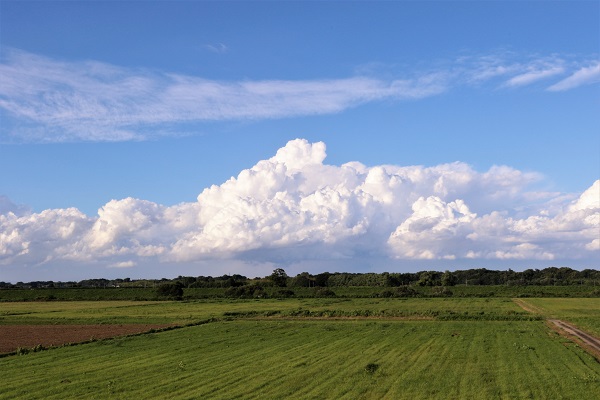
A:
[0, 139, 598, 271]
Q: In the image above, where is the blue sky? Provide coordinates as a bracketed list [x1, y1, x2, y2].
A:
[0, 1, 598, 282]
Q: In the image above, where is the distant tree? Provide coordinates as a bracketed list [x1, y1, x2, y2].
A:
[417, 271, 438, 287]
[384, 273, 401, 287]
[313, 272, 331, 287]
[292, 272, 313, 287]
[177, 276, 197, 288]
[441, 270, 458, 287]
[156, 282, 184, 300]
[269, 268, 289, 287]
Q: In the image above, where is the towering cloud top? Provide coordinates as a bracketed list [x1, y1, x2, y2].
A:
[0, 139, 598, 271]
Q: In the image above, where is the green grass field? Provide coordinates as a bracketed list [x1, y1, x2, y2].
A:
[0, 298, 533, 325]
[2, 319, 599, 399]
[1, 297, 599, 399]
[516, 298, 600, 337]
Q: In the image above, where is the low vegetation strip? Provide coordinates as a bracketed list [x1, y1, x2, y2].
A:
[224, 308, 541, 321]
[0, 324, 175, 355]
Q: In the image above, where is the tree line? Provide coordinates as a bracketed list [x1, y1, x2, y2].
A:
[1, 266, 598, 291]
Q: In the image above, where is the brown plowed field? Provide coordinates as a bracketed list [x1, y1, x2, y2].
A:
[0, 324, 176, 354]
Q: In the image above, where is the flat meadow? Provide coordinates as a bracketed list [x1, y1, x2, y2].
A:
[1, 297, 599, 399]
[0, 297, 532, 325]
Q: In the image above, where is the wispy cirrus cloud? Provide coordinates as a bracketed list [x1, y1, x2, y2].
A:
[202, 43, 229, 54]
[0, 49, 598, 143]
[0, 49, 446, 143]
[504, 66, 565, 87]
[547, 62, 600, 91]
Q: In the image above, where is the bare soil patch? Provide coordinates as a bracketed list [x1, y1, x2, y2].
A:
[0, 324, 175, 354]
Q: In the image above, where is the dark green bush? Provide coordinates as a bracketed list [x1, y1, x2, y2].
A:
[224, 285, 267, 298]
[275, 289, 295, 298]
[431, 287, 453, 297]
[155, 282, 184, 300]
[364, 363, 379, 374]
[314, 288, 336, 298]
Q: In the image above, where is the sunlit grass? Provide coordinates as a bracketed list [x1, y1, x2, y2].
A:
[518, 298, 600, 336]
[0, 298, 529, 325]
[1, 319, 599, 399]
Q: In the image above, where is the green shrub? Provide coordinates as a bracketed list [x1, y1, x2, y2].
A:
[431, 287, 453, 297]
[275, 289, 295, 298]
[364, 363, 379, 374]
[394, 286, 418, 297]
[314, 288, 336, 298]
[224, 285, 267, 298]
[155, 283, 184, 300]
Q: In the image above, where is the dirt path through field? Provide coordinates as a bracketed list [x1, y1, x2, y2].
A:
[0, 324, 175, 354]
[513, 298, 600, 361]
[548, 319, 600, 360]
[512, 298, 546, 315]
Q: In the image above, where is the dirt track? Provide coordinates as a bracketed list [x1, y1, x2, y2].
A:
[0, 324, 175, 354]
[512, 298, 546, 314]
[513, 298, 600, 361]
[549, 319, 600, 360]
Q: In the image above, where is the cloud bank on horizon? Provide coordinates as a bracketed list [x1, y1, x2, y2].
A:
[1, 49, 599, 143]
[1, 139, 598, 271]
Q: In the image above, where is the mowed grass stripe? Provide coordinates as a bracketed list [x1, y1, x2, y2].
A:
[262, 323, 379, 399]
[200, 321, 358, 398]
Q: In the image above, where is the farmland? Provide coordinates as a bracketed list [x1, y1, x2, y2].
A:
[0, 298, 534, 326]
[515, 298, 600, 337]
[1, 297, 599, 399]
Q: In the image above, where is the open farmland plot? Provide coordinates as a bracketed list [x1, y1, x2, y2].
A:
[0, 298, 541, 355]
[0, 298, 530, 326]
[0, 299, 301, 326]
[1, 319, 599, 399]
[515, 298, 600, 337]
[1, 298, 599, 399]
